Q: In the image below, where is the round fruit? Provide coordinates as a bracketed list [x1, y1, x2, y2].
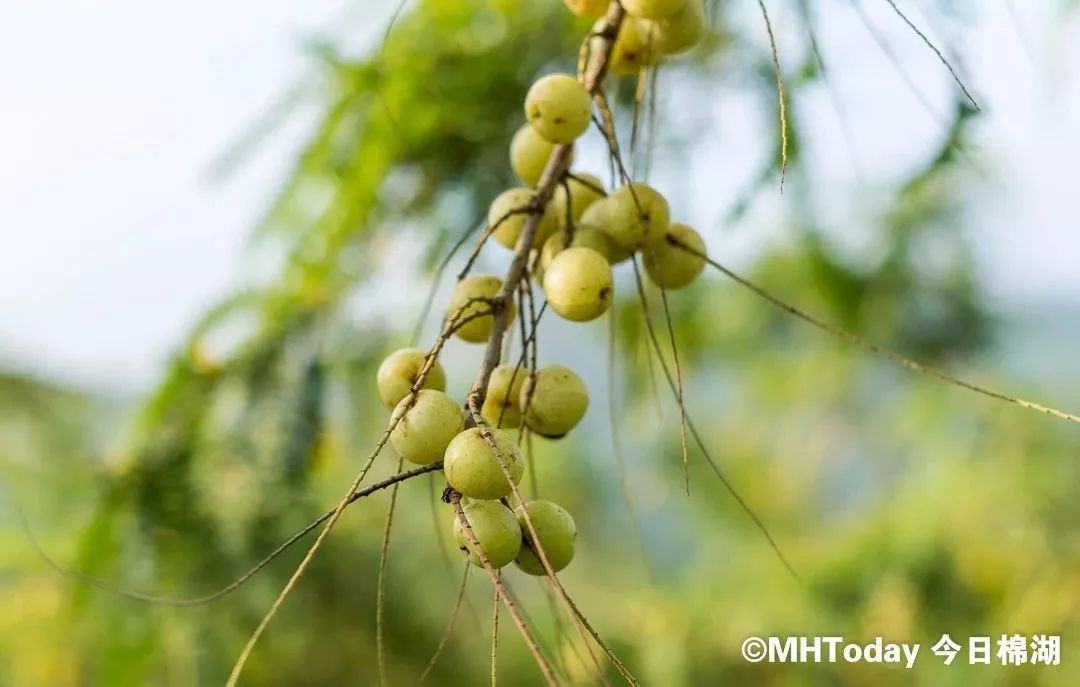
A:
[389, 390, 465, 465]
[641, 0, 706, 54]
[444, 427, 525, 500]
[454, 500, 522, 569]
[481, 365, 527, 429]
[606, 182, 670, 249]
[510, 124, 574, 187]
[563, 0, 608, 18]
[514, 500, 577, 576]
[524, 74, 593, 144]
[448, 276, 516, 344]
[610, 18, 660, 76]
[642, 222, 706, 289]
[543, 247, 613, 322]
[520, 365, 589, 438]
[488, 187, 558, 250]
[540, 225, 612, 269]
[581, 197, 633, 264]
[376, 347, 447, 409]
[551, 173, 605, 225]
[622, 0, 686, 20]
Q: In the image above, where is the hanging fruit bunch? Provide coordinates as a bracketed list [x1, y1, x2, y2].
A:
[376, 0, 708, 583]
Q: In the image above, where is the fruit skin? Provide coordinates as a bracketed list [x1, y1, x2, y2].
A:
[510, 124, 574, 187]
[581, 198, 633, 264]
[606, 182, 670, 250]
[610, 18, 660, 76]
[642, 222, 706, 289]
[622, 0, 686, 20]
[540, 224, 612, 269]
[543, 247, 613, 322]
[524, 74, 593, 144]
[641, 0, 706, 55]
[377, 347, 447, 409]
[551, 172, 605, 225]
[481, 365, 527, 429]
[488, 187, 558, 250]
[563, 0, 608, 18]
[519, 365, 589, 438]
[444, 427, 525, 500]
[454, 500, 522, 569]
[514, 501, 577, 576]
[448, 276, 516, 344]
[389, 390, 465, 465]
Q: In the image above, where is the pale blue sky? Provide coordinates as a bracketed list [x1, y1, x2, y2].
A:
[0, 1, 1077, 392]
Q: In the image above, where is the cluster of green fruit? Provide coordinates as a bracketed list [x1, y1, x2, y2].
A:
[376, 349, 582, 573]
[367, 0, 709, 579]
[566, 0, 707, 75]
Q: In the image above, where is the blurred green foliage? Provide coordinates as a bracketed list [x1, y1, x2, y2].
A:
[1, 1, 1077, 685]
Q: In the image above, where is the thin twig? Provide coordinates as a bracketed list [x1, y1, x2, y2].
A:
[756, 0, 789, 191]
[881, 0, 980, 110]
[672, 238, 1080, 425]
[376, 455, 404, 686]
[20, 464, 441, 607]
[418, 560, 472, 683]
[630, 262, 801, 583]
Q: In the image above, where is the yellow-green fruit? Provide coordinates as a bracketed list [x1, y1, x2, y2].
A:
[488, 187, 558, 250]
[510, 124, 574, 187]
[444, 427, 525, 500]
[643, 222, 706, 289]
[453, 500, 522, 569]
[623, 0, 686, 20]
[481, 365, 526, 429]
[563, 0, 608, 18]
[641, 0, 706, 54]
[524, 74, 592, 144]
[520, 365, 589, 438]
[376, 347, 447, 409]
[448, 276, 516, 344]
[581, 198, 633, 264]
[610, 18, 661, 76]
[540, 225, 612, 270]
[389, 390, 465, 465]
[607, 182, 670, 249]
[514, 500, 577, 575]
[551, 173, 605, 225]
[543, 247, 613, 322]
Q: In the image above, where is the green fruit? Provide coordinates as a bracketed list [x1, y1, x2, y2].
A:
[514, 500, 577, 576]
[510, 124, 574, 187]
[563, 0, 608, 18]
[641, 0, 706, 54]
[376, 347, 447, 409]
[524, 74, 593, 144]
[623, 0, 686, 20]
[551, 173, 605, 225]
[610, 18, 660, 76]
[543, 247, 613, 322]
[642, 222, 706, 289]
[581, 198, 633, 264]
[448, 276, 516, 344]
[488, 187, 558, 250]
[520, 365, 589, 438]
[389, 390, 465, 465]
[481, 365, 527, 429]
[540, 225, 612, 269]
[454, 500, 522, 569]
[444, 427, 525, 500]
[606, 182, 670, 249]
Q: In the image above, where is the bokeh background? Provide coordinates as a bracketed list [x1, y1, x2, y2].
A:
[1, 0, 1078, 684]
